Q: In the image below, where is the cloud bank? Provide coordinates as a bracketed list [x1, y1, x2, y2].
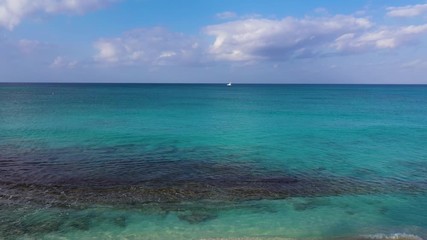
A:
[94, 27, 203, 66]
[0, 0, 116, 30]
[94, 12, 427, 65]
[204, 15, 372, 62]
[387, 3, 427, 17]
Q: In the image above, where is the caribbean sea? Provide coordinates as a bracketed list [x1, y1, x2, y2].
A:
[1, 84, 427, 239]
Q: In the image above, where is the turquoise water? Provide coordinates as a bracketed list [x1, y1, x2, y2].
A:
[1, 84, 427, 239]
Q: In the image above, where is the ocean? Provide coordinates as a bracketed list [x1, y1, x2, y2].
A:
[1, 83, 427, 240]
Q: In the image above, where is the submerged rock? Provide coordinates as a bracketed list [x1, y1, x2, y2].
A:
[177, 210, 218, 224]
[0, 209, 67, 238]
[112, 216, 127, 228]
[291, 198, 331, 211]
[67, 218, 91, 231]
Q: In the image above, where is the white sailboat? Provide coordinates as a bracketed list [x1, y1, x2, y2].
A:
[227, 82, 232, 87]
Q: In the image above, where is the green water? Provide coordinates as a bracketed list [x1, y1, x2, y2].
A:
[1, 84, 427, 239]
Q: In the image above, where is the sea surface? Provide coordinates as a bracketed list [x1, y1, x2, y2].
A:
[1, 84, 427, 240]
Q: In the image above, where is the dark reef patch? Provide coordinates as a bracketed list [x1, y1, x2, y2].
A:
[1, 143, 427, 238]
[1, 143, 426, 208]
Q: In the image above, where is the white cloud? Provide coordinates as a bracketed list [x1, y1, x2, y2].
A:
[0, 37, 58, 72]
[50, 56, 78, 68]
[387, 3, 427, 17]
[18, 39, 43, 53]
[94, 41, 118, 63]
[92, 14, 427, 66]
[0, 0, 116, 30]
[93, 27, 203, 66]
[204, 15, 372, 62]
[401, 59, 427, 68]
[216, 11, 237, 20]
[333, 24, 427, 52]
[14, 38, 55, 54]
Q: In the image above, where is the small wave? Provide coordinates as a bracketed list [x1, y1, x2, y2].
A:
[199, 238, 296, 240]
[360, 233, 423, 240]
[198, 234, 424, 240]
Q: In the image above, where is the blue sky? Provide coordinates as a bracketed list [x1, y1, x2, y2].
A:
[1, 0, 427, 83]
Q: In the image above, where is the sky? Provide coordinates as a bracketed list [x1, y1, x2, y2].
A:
[1, 0, 427, 83]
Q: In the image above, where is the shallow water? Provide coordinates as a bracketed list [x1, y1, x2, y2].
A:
[1, 84, 427, 239]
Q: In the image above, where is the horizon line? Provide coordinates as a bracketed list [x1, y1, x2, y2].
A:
[1, 82, 427, 86]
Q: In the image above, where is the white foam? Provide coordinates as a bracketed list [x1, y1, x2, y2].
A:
[361, 233, 423, 240]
